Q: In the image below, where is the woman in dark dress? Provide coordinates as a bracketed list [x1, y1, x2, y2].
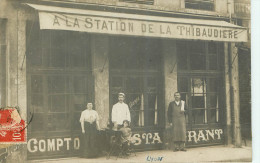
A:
[80, 103, 101, 158]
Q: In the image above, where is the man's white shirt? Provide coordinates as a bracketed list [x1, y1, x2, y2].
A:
[112, 102, 131, 125]
[175, 100, 185, 111]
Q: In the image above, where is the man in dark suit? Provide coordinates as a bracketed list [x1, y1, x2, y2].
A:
[167, 92, 187, 152]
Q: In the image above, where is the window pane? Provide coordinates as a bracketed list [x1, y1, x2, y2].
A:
[177, 51, 188, 70]
[50, 49, 66, 67]
[49, 95, 66, 112]
[192, 78, 205, 94]
[185, 0, 214, 11]
[208, 109, 217, 123]
[190, 53, 206, 70]
[29, 49, 42, 66]
[208, 42, 217, 54]
[111, 76, 123, 87]
[130, 110, 142, 127]
[73, 76, 87, 93]
[73, 113, 81, 131]
[177, 42, 188, 70]
[30, 113, 45, 132]
[119, 0, 154, 5]
[31, 94, 44, 113]
[50, 31, 67, 67]
[127, 93, 141, 111]
[47, 113, 70, 131]
[145, 110, 155, 126]
[72, 95, 87, 111]
[208, 94, 217, 108]
[178, 77, 188, 92]
[191, 109, 205, 124]
[209, 55, 218, 70]
[125, 51, 142, 70]
[51, 31, 67, 48]
[190, 41, 205, 53]
[126, 77, 141, 93]
[208, 78, 217, 92]
[143, 39, 160, 70]
[68, 47, 85, 67]
[192, 96, 205, 108]
[127, 93, 143, 127]
[147, 77, 157, 87]
[48, 76, 66, 93]
[31, 75, 43, 93]
[147, 93, 156, 110]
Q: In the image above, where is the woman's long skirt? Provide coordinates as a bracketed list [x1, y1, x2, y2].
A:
[81, 121, 99, 158]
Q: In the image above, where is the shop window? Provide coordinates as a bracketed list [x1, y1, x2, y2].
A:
[177, 48, 188, 70]
[119, 0, 154, 5]
[190, 53, 206, 70]
[27, 26, 90, 69]
[27, 23, 92, 136]
[109, 37, 162, 128]
[178, 76, 221, 125]
[47, 113, 70, 131]
[73, 76, 88, 93]
[31, 75, 44, 113]
[185, 0, 215, 11]
[30, 113, 45, 131]
[48, 76, 67, 94]
[177, 41, 221, 71]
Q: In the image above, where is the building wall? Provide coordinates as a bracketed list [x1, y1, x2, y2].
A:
[233, 0, 251, 140]
[0, 0, 28, 162]
[91, 35, 110, 129]
[41, 0, 231, 17]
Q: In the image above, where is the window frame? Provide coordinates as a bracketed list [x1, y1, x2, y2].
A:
[109, 36, 164, 129]
[119, 0, 154, 5]
[185, 0, 215, 11]
[177, 40, 224, 128]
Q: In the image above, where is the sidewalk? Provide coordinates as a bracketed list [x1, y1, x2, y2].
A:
[29, 143, 252, 163]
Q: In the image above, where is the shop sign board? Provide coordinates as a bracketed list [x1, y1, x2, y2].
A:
[27, 128, 224, 158]
[37, 12, 247, 42]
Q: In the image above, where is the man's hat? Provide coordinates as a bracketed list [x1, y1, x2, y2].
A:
[118, 92, 125, 97]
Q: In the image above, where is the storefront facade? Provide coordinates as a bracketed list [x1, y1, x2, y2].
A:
[0, 0, 248, 161]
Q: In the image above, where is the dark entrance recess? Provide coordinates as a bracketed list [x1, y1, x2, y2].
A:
[26, 21, 93, 159]
[109, 36, 164, 150]
[177, 41, 226, 146]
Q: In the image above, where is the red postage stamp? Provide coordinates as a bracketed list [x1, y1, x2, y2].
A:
[0, 107, 26, 143]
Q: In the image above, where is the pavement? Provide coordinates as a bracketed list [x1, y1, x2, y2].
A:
[29, 142, 252, 163]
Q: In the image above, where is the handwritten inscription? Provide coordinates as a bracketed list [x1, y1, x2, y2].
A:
[129, 96, 140, 109]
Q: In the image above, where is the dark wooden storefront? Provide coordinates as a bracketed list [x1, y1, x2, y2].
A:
[109, 36, 165, 150]
[177, 41, 225, 146]
[26, 22, 93, 159]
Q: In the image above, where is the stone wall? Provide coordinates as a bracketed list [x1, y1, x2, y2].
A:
[0, 0, 28, 162]
[91, 35, 110, 129]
